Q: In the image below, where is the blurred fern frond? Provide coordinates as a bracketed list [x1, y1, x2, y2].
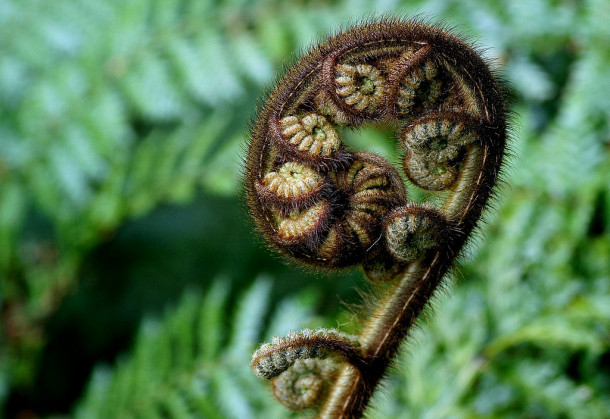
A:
[0, 0, 346, 348]
[76, 276, 319, 419]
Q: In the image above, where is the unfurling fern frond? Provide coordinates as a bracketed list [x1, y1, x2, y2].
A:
[245, 19, 509, 417]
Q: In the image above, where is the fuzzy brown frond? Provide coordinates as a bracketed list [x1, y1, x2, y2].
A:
[245, 18, 509, 418]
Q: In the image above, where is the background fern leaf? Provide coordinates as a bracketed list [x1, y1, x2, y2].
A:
[76, 277, 316, 418]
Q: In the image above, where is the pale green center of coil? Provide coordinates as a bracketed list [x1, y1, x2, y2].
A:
[313, 126, 326, 141]
[360, 76, 375, 94]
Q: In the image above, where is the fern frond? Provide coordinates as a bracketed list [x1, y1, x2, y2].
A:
[76, 277, 316, 418]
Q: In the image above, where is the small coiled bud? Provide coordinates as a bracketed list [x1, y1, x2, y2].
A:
[402, 115, 478, 161]
[403, 149, 459, 191]
[385, 205, 448, 262]
[271, 358, 339, 410]
[280, 113, 341, 157]
[401, 113, 480, 191]
[335, 64, 385, 113]
[251, 328, 360, 380]
[261, 162, 324, 200]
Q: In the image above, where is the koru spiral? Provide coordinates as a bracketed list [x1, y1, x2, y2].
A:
[245, 19, 509, 418]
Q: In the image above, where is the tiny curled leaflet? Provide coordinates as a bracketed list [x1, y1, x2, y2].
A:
[245, 18, 509, 418]
[251, 329, 360, 380]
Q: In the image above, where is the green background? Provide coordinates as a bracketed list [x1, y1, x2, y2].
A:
[0, 0, 608, 417]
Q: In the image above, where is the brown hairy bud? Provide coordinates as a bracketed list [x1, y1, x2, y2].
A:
[385, 205, 448, 262]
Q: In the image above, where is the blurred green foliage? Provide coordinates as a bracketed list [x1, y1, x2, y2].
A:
[0, 0, 609, 417]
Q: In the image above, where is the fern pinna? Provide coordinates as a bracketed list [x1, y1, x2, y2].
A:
[245, 19, 509, 418]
